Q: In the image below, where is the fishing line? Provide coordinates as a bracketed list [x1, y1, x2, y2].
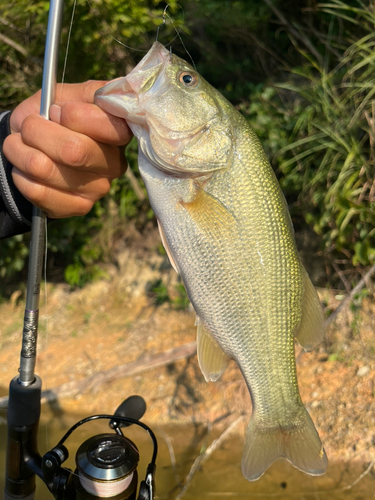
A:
[43, 215, 50, 450]
[155, 5, 179, 47]
[86, 0, 148, 53]
[85, 0, 193, 63]
[59, 0, 77, 98]
[155, 5, 168, 42]
[159, 4, 196, 71]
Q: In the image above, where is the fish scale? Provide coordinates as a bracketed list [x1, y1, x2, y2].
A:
[95, 41, 327, 482]
[215, 151, 300, 421]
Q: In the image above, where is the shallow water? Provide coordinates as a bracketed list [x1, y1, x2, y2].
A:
[0, 404, 374, 500]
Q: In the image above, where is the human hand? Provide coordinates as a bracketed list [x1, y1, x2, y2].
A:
[3, 80, 132, 218]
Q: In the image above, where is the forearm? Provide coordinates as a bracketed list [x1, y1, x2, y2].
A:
[0, 111, 33, 239]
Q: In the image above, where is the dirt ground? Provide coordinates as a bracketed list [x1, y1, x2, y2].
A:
[0, 232, 374, 495]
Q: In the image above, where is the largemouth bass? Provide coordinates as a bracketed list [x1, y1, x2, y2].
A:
[95, 42, 327, 481]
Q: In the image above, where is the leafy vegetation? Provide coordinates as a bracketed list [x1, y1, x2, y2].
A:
[148, 278, 190, 309]
[240, 0, 375, 275]
[0, 0, 373, 291]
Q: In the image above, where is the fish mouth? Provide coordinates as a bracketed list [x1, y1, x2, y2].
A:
[126, 42, 170, 94]
[94, 77, 140, 121]
[95, 42, 218, 177]
[94, 42, 171, 120]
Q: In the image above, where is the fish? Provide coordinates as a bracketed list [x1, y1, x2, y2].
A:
[94, 41, 328, 481]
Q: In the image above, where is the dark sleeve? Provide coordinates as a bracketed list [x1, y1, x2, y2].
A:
[0, 111, 33, 239]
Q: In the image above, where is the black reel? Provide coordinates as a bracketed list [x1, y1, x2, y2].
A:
[41, 396, 157, 500]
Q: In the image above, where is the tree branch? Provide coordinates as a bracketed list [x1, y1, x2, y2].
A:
[126, 167, 146, 201]
[174, 416, 244, 500]
[0, 342, 197, 408]
[0, 33, 28, 57]
[325, 264, 375, 328]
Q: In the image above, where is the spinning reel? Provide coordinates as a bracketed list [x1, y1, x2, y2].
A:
[5, 390, 157, 500]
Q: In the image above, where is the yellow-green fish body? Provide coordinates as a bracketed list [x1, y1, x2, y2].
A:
[95, 42, 327, 480]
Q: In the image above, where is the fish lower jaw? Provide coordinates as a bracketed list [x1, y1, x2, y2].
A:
[126, 112, 147, 126]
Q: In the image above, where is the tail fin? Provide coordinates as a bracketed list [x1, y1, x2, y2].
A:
[241, 409, 328, 481]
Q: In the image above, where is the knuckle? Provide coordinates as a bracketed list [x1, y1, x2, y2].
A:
[25, 150, 51, 180]
[27, 183, 48, 208]
[21, 115, 39, 142]
[82, 80, 96, 91]
[63, 135, 90, 167]
[83, 79, 101, 95]
[74, 197, 94, 216]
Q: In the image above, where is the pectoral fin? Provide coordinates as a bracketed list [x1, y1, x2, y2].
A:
[196, 316, 230, 382]
[295, 268, 325, 351]
[180, 186, 236, 239]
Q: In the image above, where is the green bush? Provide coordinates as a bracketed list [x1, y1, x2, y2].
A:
[243, 1, 375, 269]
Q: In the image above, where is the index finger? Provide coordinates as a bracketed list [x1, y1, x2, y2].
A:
[54, 80, 109, 104]
[51, 101, 132, 147]
[10, 81, 111, 134]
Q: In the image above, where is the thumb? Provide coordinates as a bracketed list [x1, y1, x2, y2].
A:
[49, 104, 61, 124]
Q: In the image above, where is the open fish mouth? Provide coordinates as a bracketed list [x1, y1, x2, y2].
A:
[94, 42, 170, 123]
[94, 80, 143, 124]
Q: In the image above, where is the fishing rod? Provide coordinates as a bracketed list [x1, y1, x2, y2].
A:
[4, 1, 158, 498]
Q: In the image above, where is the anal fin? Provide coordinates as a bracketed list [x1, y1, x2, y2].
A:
[295, 267, 325, 352]
[196, 317, 229, 382]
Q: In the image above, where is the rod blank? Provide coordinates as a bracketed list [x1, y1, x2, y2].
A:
[18, 0, 64, 386]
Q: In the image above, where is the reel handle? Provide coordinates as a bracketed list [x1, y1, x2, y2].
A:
[110, 396, 147, 430]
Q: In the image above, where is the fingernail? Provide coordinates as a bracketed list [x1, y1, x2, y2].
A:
[50, 104, 61, 123]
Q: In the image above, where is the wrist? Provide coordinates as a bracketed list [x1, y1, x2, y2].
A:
[0, 111, 12, 138]
[0, 110, 33, 232]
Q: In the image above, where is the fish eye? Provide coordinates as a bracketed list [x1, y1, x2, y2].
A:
[179, 71, 198, 88]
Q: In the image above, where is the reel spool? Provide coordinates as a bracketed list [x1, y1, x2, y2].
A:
[74, 434, 139, 499]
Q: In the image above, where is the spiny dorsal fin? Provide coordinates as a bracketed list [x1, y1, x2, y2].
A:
[295, 267, 324, 352]
[196, 316, 230, 382]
